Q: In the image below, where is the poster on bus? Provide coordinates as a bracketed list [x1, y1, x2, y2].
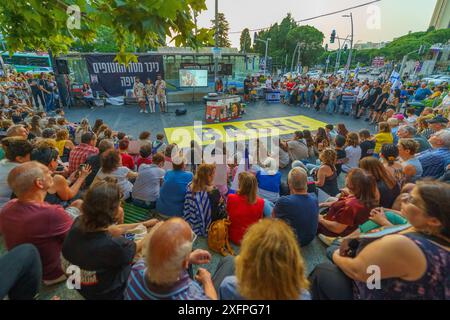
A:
[85, 54, 164, 97]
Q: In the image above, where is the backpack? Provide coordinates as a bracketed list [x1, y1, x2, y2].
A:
[208, 218, 235, 257]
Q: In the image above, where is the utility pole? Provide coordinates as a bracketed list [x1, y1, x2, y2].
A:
[213, 0, 219, 83]
[344, 12, 354, 82]
[256, 37, 271, 76]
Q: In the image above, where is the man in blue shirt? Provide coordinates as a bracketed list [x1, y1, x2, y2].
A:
[418, 129, 450, 179]
[273, 167, 319, 247]
[414, 83, 432, 101]
[156, 159, 193, 217]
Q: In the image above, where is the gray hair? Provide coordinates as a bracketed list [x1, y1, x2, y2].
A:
[288, 167, 308, 192]
[98, 139, 114, 154]
[434, 129, 450, 149]
[399, 125, 416, 137]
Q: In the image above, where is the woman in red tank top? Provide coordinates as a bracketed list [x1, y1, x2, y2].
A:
[227, 172, 265, 245]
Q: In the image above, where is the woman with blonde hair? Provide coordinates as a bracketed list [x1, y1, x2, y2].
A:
[227, 171, 265, 245]
[313, 148, 339, 197]
[183, 163, 222, 236]
[55, 129, 74, 162]
[373, 121, 393, 156]
[219, 219, 311, 300]
[75, 118, 91, 145]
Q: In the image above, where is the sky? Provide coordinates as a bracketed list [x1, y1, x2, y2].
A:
[195, 0, 438, 49]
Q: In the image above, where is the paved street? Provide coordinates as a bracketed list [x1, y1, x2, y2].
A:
[64, 100, 375, 142]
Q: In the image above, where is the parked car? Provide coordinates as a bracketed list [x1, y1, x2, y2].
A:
[370, 68, 383, 76]
[426, 75, 450, 85]
[422, 74, 445, 83]
[306, 70, 322, 78]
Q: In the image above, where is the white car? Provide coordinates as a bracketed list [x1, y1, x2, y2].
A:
[429, 75, 450, 85]
[306, 70, 322, 78]
[422, 74, 445, 83]
[370, 69, 382, 76]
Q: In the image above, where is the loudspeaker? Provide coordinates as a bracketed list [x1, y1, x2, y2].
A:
[175, 108, 187, 116]
[55, 59, 70, 74]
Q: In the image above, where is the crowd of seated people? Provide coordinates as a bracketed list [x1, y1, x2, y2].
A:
[0, 75, 449, 300]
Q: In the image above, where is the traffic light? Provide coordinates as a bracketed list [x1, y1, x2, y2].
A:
[330, 30, 336, 44]
[325, 44, 329, 51]
[343, 44, 348, 51]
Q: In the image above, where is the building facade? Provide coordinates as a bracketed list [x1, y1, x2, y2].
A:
[429, 0, 450, 30]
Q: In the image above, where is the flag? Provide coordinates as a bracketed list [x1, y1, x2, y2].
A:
[354, 63, 360, 78]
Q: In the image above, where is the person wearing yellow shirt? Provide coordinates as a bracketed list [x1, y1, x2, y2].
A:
[374, 122, 393, 155]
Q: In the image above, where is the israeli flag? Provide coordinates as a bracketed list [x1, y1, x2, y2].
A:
[354, 63, 360, 79]
[389, 71, 402, 90]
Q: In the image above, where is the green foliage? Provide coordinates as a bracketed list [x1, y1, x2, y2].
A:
[240, 28, 252, 53]
[211, 12, 231, 48]
[320, 28, 450, 69]
[252, 14, 325, 70]
[0, 0, 212, 63]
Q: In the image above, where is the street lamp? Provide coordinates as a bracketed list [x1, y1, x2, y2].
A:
[255, 37, 271, 76]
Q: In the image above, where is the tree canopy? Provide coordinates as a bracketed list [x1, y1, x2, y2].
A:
[240, 28, 252, 53]
[319, 28, 450, 68]
[252, 14, 325, 71]
[0, 0, 214, 63]
[211, 12, 231, 48]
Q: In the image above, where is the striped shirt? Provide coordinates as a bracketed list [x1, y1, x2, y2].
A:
[124, 260, 209, 300]
[183, 182, 212, 237]
[418, 148, 450, 179]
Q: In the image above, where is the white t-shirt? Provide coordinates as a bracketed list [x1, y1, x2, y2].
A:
[265, 79, 273, 89]
[132, 164, 165, 202]
[96, 166, 133, 200]
[342, 146, 362, 173]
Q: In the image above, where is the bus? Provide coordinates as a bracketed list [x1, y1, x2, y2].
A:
[1, 52, 53, 73]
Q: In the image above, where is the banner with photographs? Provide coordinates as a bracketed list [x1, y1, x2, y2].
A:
[85, 54, 164, 97]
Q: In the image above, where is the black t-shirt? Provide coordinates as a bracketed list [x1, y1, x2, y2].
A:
[377, 180, 400, 209]
[28, 78, 40, 95]
[375, 92, 389, 109]
[365, 86, 382, 107]
[244, 79, 252, 94]
[38, 79, 51, 92]
[335, 149, 347, 175]
[62, 218, 136, 300]
[360, 140, 375, 159]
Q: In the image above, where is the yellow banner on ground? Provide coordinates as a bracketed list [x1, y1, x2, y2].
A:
[164, 115, 327, 148]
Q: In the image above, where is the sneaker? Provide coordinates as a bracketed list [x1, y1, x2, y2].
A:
[144, 110, 148, 114]
[364, 118, 370, 121]
[139, 109, 144, 113]
[318, 233, 338, 246]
